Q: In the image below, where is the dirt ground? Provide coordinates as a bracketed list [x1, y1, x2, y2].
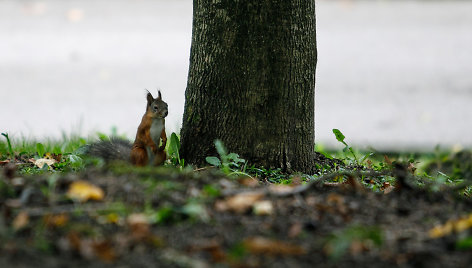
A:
[1, 164, 472, 268]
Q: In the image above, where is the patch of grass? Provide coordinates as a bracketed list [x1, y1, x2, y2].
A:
[0, 133, 91, 174]
[2, 129, 471, 194]
[205, 139, 247, 175]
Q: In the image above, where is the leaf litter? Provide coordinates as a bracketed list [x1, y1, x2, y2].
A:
[0, 166, 472, 268]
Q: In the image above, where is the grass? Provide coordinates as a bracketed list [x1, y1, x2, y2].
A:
[1, 130, 471, 196]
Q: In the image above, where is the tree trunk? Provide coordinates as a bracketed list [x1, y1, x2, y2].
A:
[180, 0, 317, 173]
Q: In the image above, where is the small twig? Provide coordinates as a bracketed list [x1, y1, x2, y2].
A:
[193, 166, 214, 172]
[270, 169, 393, 197]
[221, 170, 393, 197]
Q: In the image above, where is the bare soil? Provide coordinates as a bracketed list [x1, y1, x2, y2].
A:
[1, 164, 471, 268]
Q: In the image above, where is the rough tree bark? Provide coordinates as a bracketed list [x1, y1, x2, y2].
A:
[180, 0, 317, 173]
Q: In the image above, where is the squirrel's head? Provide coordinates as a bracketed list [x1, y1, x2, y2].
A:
[146, 90, 168, 118]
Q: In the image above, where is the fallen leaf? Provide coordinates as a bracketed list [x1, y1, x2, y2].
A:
[12, 211, 29, 231]
[326, 193, 344, 205]
[67, 180, 105, 202]
[189, 239, 226, 262]
[215, 192, 264, 213]
[44, 213, 69, 228]
[429, 213, 472, 238]
[106, 213, 120, 224]
[349, 240, 367, 256]
[34, 158, 57, 169]
[79, 239, 96, 260]
[238, 177, 259, 187]
[253, 200, 274, 216]
[127, 213, 151, 240]
[67, 231, 82, 251]
[243, 237, 306, 256]
[268, 185, 295, 195]
[93, 240, 117, 263]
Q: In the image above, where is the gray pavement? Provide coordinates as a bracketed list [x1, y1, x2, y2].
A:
[1, 0, 471, 150]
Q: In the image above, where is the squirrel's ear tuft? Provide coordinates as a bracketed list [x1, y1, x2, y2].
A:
[146, 90, 154, 104]
[157, 90, 162, 100]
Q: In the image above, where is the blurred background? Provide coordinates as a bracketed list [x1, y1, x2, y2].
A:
[1, 0, 471, 151]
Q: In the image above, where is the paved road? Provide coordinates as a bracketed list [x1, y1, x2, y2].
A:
[1, 0, 471, 150]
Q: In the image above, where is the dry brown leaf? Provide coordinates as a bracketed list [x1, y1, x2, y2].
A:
[215, 192, 264, 213]
[189, 239, 226, 263]
[34, 158, 57, 169]
[349, 240, 367, 256]
[12, 211, 29, 231]
[268, 184, 295, 195]
[93, 240, 117, 263]
[79, 239, 96, 260]
[237, 177, 259, 187]
[67, 180, 105, 202]
[243, 237, 306, 256]
[44, 213, 69, 228]
[67, 232, 82, 251]
[326, 193, 344, 205]
[127, 213, 151, 240]
[317, 193, 349, 217]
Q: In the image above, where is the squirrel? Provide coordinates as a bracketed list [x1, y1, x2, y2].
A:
[86, 90, 168, 166]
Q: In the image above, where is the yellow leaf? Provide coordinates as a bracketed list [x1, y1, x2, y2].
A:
[428, 213, 472, 238]
[67, 180, 104, 202]
[106, 213, 120, 224]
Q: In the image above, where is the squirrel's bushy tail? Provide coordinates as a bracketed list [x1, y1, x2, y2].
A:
[86, 137, 132, 162]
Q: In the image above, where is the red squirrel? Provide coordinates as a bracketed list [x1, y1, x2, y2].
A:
[130, 90, 168, 166]
[86, 90, 168, 166]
